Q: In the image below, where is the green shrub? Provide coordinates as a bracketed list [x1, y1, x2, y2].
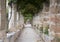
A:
[44, 25, 49, 35]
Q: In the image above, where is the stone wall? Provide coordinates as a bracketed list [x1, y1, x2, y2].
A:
[49, 0, 60, 42]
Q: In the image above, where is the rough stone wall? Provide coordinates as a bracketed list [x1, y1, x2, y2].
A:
[49, 0, 60, 42]
[50, 14, 60, 33]
[49, 0, 60, 14]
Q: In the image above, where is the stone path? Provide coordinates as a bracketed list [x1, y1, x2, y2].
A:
[16, 24, 43, 42]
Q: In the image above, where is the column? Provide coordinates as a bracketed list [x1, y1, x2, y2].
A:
[9, 4, 17, 29]
[0, 0, 7, 42]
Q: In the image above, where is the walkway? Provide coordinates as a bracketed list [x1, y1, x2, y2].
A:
[16, 24, 43, 42]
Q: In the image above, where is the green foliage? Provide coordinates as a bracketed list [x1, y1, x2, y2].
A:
[44, 25, 49, 35]
[8, 0, 49, 22]
[8, 0, 49, 14]
[22, 4, 38, 14]
[24, 13, 33, 23]
[16, 0, 43, 14]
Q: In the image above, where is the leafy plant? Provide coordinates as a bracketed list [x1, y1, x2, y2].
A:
[24, 13, 33, 23]
[8, 0, 49, 15]
[44, 25, 49, 35]
[8, 0, 49, 23]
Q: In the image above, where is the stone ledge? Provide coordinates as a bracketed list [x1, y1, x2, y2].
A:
[6, 30, 21, 42]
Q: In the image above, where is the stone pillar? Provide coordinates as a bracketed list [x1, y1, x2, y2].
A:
[9, 4, 17, 30]
[42, 3, 49, 27]
[0, 0, 7, 42]
[41, 3, 52, 42]
[12, 4, 17, 28]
